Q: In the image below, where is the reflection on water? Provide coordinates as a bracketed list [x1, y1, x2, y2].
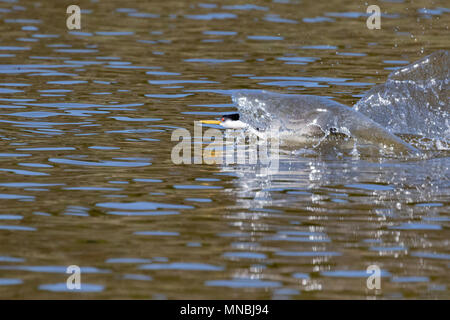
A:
[0, 0, 448, 299]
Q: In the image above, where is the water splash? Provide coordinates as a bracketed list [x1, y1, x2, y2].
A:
[232, 90, 418, 156]
[232, 51, 449, 156]
[355, 50, 449, 150]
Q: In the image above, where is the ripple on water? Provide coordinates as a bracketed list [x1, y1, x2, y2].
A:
[48, 158, 151, 167]
[133, 178, 162, 183]
[146, 71, 181, 76]
[320, 270, 392, 278]
[303, 16, 335, 23]
[258, 80, 326, 88]
[184, 13, 237, 20]
[63, 187, 122, 191]
[345, 184, 394, 191]
[107, 211, 180, 216]
[415, 203, 443, 207]
[184, 59, 243, 64]
[0, 278, 22, 286]
[53, 49, 98, 54]
[411, 252, 450, 260]
[0, 168, 49, 176]
[95, 31, 134, 36]
[203, 30, 237, 36]
[16, 147, 75, 151]
[139, 263, 224, 271]
[264, 233, 330, 243]
[301, 45, 338, 50]
[88, 146, 120, 150]
[276, 251, 341, 257]
[223, 252, 267, 260]
[247, 35, 284, 41]
[389, 223, 441, 230]
[0, 215, 23, 220]
[144, 93, 193, 98]
[276, 56, 318, 64]
[122, 274, 153, 281]
[0, 46, 30, 51]
[0, 88, 23, 93]
[96, 201, 193, 210]
[174, 185, 222, 190]
[105, 258, 151, 264]
[0, 194, 34, 200]
[185, 198, 212, 203]
[0, 256, 25, 262]
[222, 4, 268, 10]
[264, 14, 297, 24]
[0, 153, 31, 157]
[39, 283, 104, 292]
[292, 273, 310, 280]
[4, 19, 41, 24]
[128, 12, 159, 19]
[0, 265, 110, 273]
[68, 31, 93, 37]
[0, 104, 25, 109]
[325, 12, 368, 18]
[110, 116, 162, 122]
[205, 278, 281, 288]
[134, 231, 179, 236]
[391, 276, 429, 283]
[148, 80, 218, 85]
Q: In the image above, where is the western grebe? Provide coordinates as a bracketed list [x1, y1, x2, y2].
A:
[198, 90, 420, 155]
[200, 113, 247, 129]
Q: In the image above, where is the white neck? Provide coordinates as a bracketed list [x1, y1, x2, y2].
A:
[221, 120, 248, 129]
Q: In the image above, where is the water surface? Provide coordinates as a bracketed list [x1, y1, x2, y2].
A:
[0, 0, 448, 299]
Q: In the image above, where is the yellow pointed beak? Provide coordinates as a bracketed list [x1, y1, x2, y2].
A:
[200, 120, 221, 125]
